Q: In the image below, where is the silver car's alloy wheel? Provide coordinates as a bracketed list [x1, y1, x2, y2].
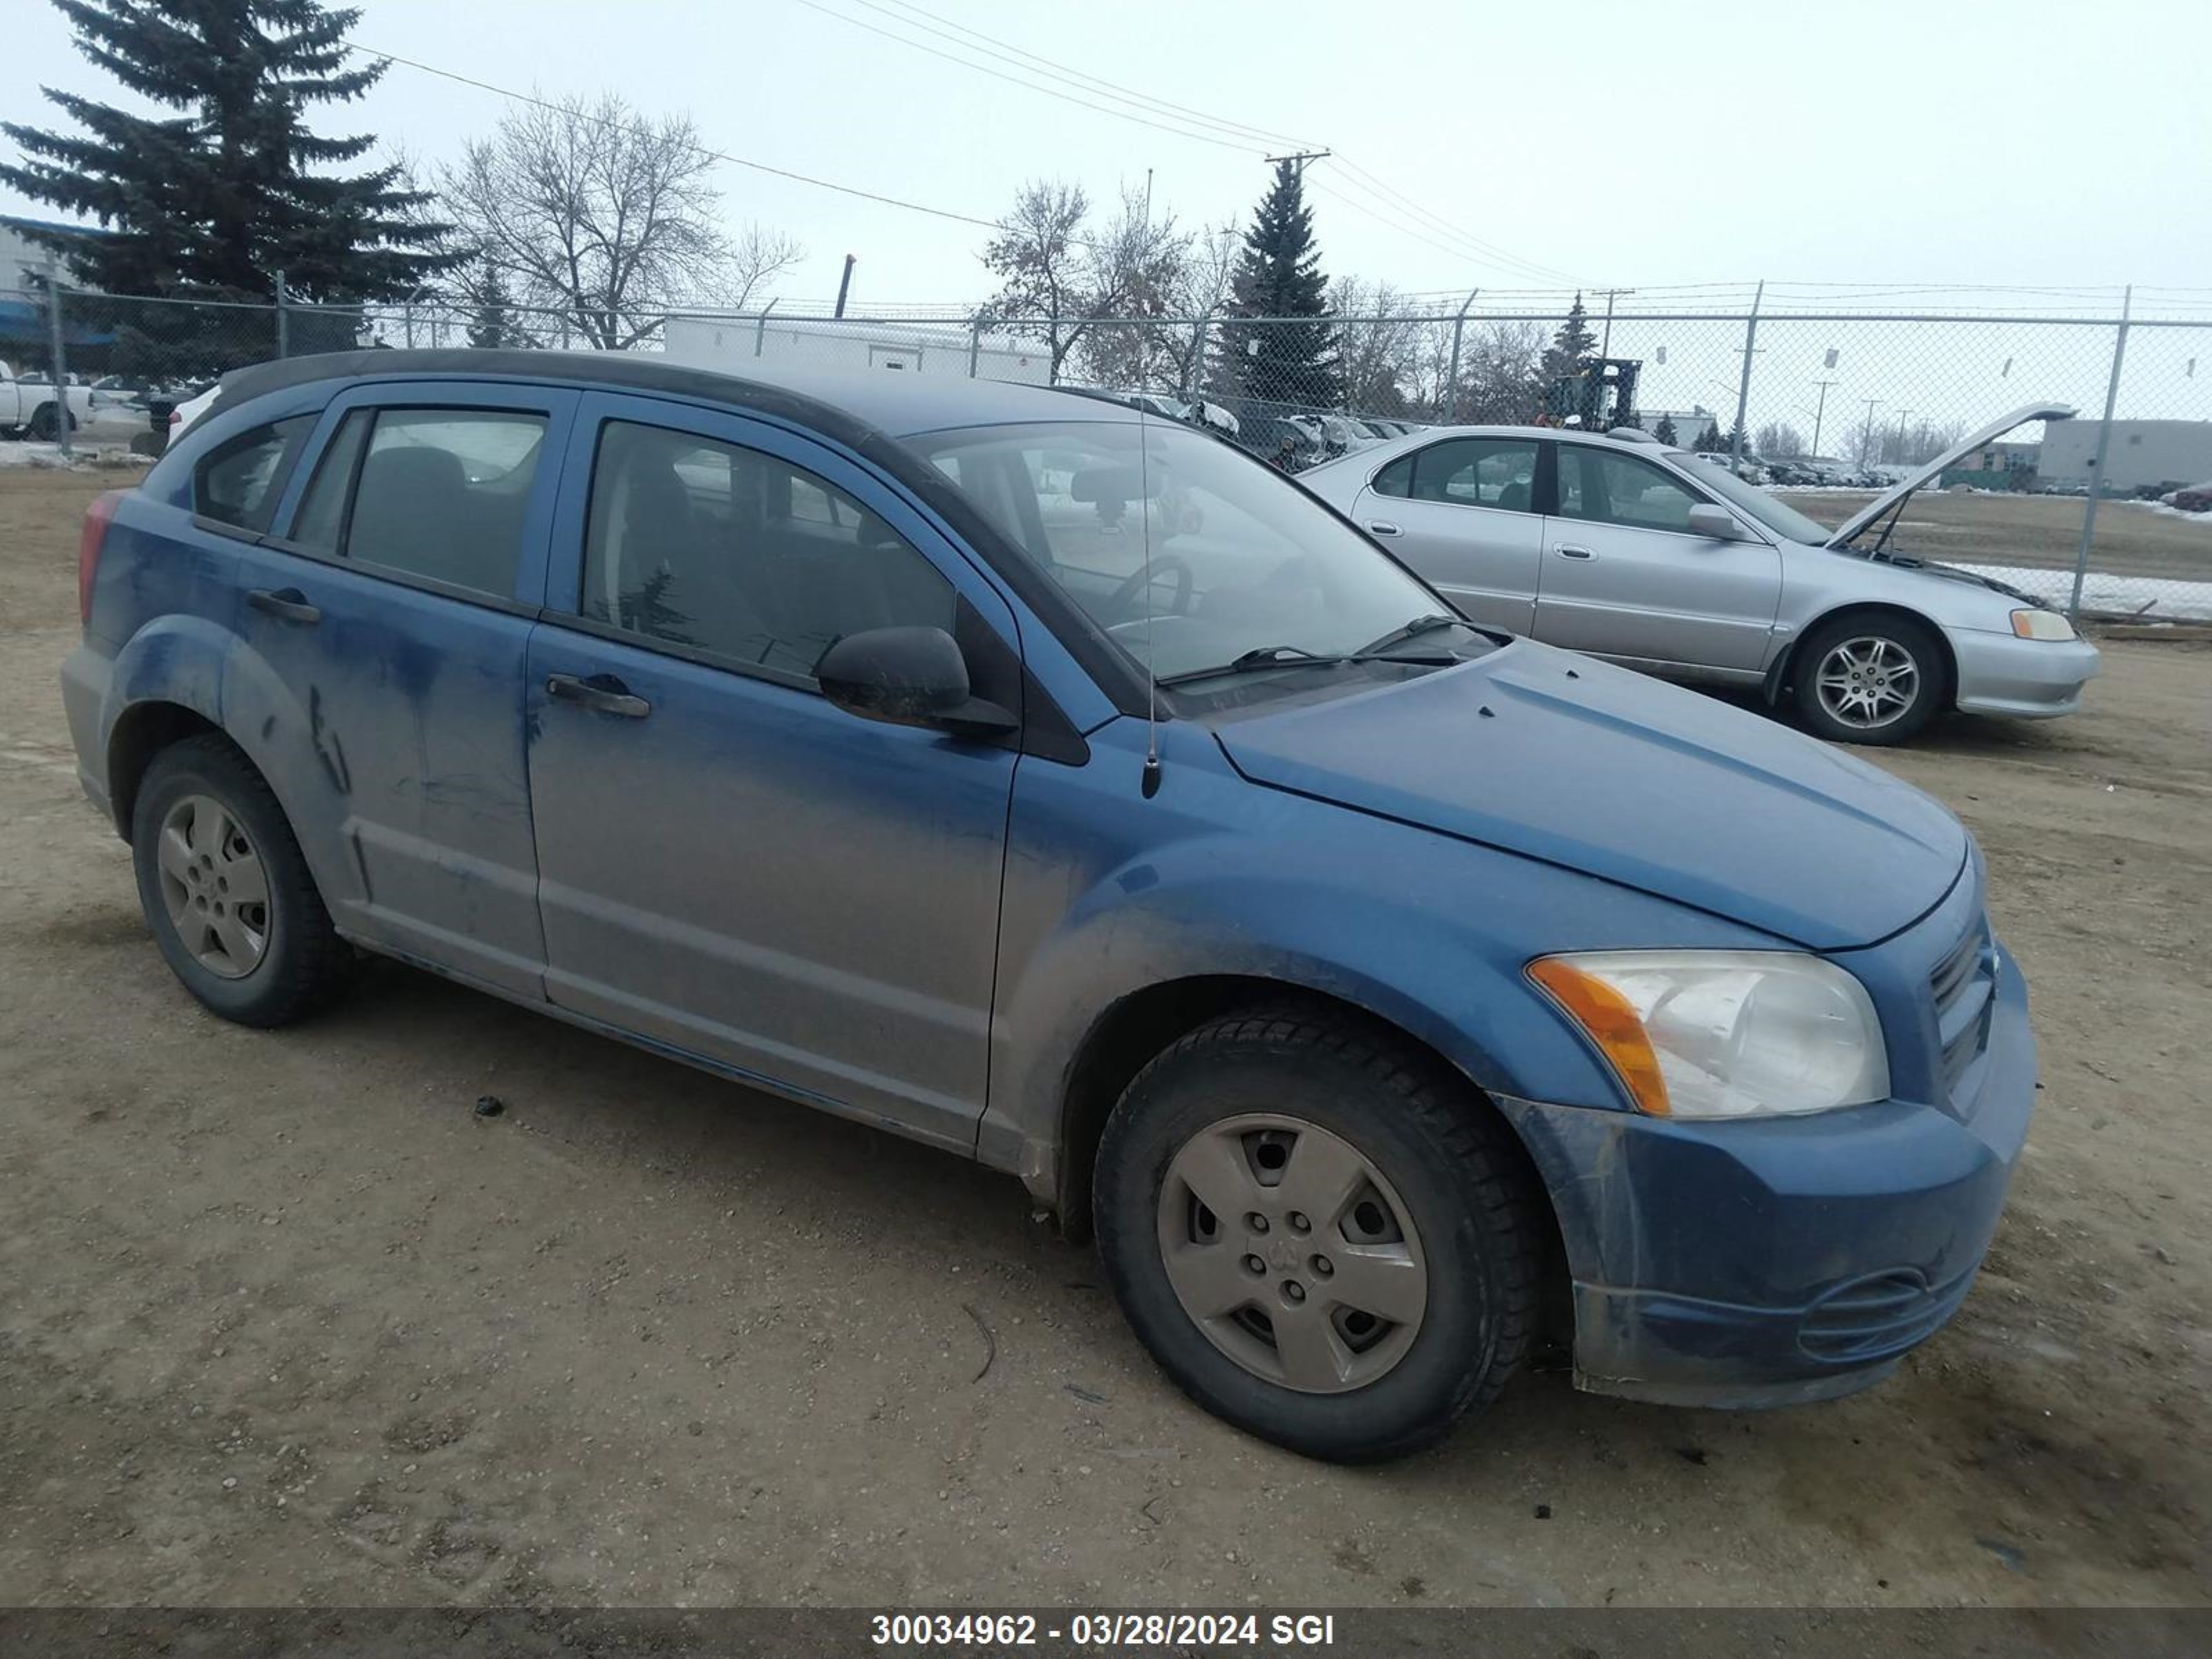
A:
[1155, 1112, 1428, 1394]
[1815, 635, 1922, 731]
[156, 794, 272, 979]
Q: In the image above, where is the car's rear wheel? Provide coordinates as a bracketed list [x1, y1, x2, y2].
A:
[29, 402, 75, 441]
[1094, 1006, 1545, 1462]
[1792, 614, 1947, 745]
[131, 735, 353, 1027]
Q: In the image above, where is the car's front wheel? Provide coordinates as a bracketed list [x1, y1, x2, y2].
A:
[130, 735, 353, 1027]
[1792, 613, 1947, 745]
[1094, 1006, 1546, 1463]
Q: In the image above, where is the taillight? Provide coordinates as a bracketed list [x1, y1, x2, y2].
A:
[79, 489, 124, 626]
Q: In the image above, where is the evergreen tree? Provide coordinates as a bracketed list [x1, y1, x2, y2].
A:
[1537, 292, 1598, 385]
[1695, 420, 1725, 451]
[1220, 160, 1341, 411]
[1653, 413, 1679, 447]
[1, 0, 460, 304]
[466, 263, 521, 349]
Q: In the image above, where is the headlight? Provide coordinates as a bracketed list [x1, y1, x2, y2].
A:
[1527, 950, 1889, 1120]
[2011, 608, 2075, 641]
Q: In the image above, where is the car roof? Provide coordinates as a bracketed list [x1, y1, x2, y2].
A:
[1301, 422, 1690, 476]
[207, 348, 1145, 444]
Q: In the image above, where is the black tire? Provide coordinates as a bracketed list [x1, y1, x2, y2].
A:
[1094, 1005, 1546, 1463]
[1791, 612, 1948, 746]
[130, 733, 353, 1027]
[29, 402, 71, 441]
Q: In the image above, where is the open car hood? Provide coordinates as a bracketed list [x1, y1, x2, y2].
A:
[1825, 402, 2077, 550]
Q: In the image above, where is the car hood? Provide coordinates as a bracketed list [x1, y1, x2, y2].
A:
[1825, 401, 2077, 549]
[1210, 643, 1967, 950]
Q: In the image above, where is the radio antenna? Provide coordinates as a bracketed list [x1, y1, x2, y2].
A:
[1137, 404, 1162, 798]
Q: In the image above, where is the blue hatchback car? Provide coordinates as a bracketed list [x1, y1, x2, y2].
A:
[62, 352, 2036, 1461]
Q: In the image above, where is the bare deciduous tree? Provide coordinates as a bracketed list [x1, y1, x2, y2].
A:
[978, 179, 1095, 380]
[1331, 277, 1423, 415]
[439, 91, 800, 350]
[981, 179, 1201, 386]
[1456, 321, 1546, 424]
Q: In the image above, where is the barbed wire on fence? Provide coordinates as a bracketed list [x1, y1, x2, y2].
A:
[6, 283, 2207, 624]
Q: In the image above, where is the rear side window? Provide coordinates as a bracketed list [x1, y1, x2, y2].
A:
[285, 408, 547, 597]
[1371, 454, 1414, 498]
[580, 419, 955, 679]
[1409, 438, 1538, 511]
[194, 416, 314, 532]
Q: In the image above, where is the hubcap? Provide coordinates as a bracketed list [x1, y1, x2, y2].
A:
[156, 794, 270, 979]
[1155, 1113, 1427, 1394]
[1815, 635, 1921, 729]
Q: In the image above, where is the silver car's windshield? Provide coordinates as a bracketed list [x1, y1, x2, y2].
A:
[908, 420, 1450, 681]
[1671, 451, 1833, 544]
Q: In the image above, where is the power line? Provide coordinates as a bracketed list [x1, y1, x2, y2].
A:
[346, 39, 1011, 235]
[856, 0, 1310, 150]
[1322, 155, 1581, 286]
[813, 0, 1582, 289]
[785, 0, 1266, 154]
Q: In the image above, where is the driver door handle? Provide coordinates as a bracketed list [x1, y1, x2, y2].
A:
[545, 672, 652, 720]
[1366, 520, 1403, 537]
[1555, 544, 1597, 560]
[247, 586, 321, 625]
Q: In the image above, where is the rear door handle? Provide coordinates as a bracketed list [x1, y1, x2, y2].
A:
[545, 672, 652, 720]
[1366, 520, 1403, 537]
[1555, 544, 1597, 560]
[247, 586, 321, 625]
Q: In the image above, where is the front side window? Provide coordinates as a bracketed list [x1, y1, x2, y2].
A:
[1556, 446, 1704, 534]
[906, 420, 1454, 685]
[287, 406, 547, 596]
[581, 420, 955, 678]
[194, 415, 314, 532]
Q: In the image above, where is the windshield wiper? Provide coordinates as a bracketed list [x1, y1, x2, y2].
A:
[1157, 635, 1461, 688]
[1355, 613, 1468, 657]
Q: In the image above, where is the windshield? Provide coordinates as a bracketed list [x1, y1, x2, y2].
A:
[1667, 450, 1833, 544]
[907, 420, 1449, 682]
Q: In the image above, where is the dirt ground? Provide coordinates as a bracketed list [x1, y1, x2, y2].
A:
[1, 464, 2206, 1610]
[1785, 486, 2211, 584]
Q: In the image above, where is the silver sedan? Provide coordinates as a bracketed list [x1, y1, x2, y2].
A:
[1297, 406, 2100, 744]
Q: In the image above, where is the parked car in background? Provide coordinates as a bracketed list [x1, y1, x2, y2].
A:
[0, 360, 96, 440]
[2158, 478, 2212, 513]
[1300, 404, 2099, 744]
[162, 382, 219, 447]
[61, 350, 2042, 1462]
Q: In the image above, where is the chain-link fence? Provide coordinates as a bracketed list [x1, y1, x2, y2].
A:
[8, 283, 2208, 624]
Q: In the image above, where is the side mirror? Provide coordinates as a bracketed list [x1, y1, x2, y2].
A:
[1686, 504, 1748, 542]
[816, 626, 1015, 735]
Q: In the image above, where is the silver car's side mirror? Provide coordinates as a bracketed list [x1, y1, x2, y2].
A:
[1686, 504, 1747, 541]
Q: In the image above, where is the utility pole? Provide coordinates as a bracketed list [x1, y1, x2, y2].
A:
[1810, 377, 1838, 459]
[1729, 279, 1764, 465]
[1892, 408, 1915, 465]
[833, 254, 856, 319]
[1262, 149, 1331, 180]
[2070, 284, 2133, 620]
[1858, 397, 1881, 466]
[1593, 288, 1635, 360]
[43, 251, 70, 458]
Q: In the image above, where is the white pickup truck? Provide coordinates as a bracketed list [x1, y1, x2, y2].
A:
[0, 362, 97, 440]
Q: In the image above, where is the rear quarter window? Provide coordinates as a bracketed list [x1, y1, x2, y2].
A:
[192, 416, 315, 533]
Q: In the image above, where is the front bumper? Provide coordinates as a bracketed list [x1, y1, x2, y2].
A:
[1947, 628, 2099, 720]
[1496, 944, 2036, 1408]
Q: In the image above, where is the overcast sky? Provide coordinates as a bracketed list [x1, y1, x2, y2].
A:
[4, 0, 2208, 313]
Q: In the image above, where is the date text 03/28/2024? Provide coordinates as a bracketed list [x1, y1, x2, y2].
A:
[870, 1611, 1338, 1647]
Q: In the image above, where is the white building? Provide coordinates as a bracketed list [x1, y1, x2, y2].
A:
[662, 313, 1052, 386]
[2037, 418, 2212, 491]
